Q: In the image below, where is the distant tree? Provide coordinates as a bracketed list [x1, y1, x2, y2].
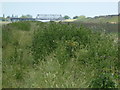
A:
[94, 16, 99, 19]
[63, 15, 70, 19]
[3, 14, 5, 18]
[20, 14, 32, 18]
[73, 16, 79, 19]
[26, 14, 32, 18]
[12, 14, 14, 18]
[78, 15, 86, 19]
[87, 17, 92, 19]
[6, 16, 10, 18]
[20, 15, 27, 18]
[15, 15, 18, 18]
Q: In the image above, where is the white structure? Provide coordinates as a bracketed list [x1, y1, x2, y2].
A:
[36, 14, 64, 21]
[37, 20, 50, 22]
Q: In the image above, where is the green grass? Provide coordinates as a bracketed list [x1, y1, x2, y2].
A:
[2, 21, 119, 88]
[75, 16, 118, 23]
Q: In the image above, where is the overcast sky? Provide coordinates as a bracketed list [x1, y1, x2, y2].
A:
[1, 2, 118, 18]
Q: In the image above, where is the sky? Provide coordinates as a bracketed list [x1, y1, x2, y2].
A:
[0, 0, 119, 2]
[1, 2, 118, 18]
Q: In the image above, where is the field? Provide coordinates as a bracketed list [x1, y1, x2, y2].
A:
[62, 19, 77, 22]
[68, 22, 118, 33]
[74, 15, 118, 23]
[2, 21, 119, 88]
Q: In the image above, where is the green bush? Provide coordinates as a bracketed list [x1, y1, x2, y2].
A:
[89, 72, 116, 88]
[8, 21, 31, 31]
[31, 23, 92, 64]
[2, 21, 119, 88]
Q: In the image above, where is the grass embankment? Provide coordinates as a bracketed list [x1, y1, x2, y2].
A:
[62, 19, 77, 22]
[75, 16, 118, 23]
[2, 21, 119, 88]
[0, 21, 11, 25]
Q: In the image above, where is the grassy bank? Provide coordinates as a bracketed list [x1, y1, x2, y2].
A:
[2, 21, 119, 88]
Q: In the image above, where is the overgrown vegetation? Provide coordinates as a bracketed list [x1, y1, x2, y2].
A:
[2, 21, 119, 88]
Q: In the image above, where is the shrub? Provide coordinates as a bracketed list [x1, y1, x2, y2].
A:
[8, 21, 31, 31]
[31, 22, 92, 64]
[89, 72, 116, 88]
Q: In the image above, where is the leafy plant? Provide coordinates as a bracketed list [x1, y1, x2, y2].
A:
[89, 72, 116, 88]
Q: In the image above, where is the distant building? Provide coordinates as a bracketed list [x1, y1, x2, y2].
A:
[10, 18, 36, 22]
[36, 14, 64, 21]
[9, 14, 64, 22]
